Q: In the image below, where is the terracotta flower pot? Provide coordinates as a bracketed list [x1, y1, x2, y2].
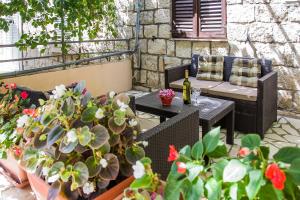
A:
[0, 152, 28, 188]
[27, 173, 134, 200]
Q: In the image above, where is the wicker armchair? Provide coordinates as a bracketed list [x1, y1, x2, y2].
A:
[165, 55, 277, 138]
[137, 107, 199, 179]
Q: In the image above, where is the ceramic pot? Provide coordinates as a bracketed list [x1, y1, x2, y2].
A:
[159, 96, 174, 106]
[27, 173, 134, 200]
[0, 152, 28, 188]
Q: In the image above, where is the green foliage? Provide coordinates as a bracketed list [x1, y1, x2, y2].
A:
[0, 0, 117, 53]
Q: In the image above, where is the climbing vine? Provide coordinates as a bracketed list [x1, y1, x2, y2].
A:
[0, 0, 117, 53]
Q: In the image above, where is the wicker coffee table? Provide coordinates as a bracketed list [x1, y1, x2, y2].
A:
[135, 91, 235, 144]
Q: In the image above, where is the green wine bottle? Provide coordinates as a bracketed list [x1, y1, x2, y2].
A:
[183, 69, 191, 104]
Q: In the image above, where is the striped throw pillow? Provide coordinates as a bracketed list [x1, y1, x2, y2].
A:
[196, 56, 224, 81]
[229, 58, 261, 88]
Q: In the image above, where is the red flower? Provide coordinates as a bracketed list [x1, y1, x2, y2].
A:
[176, 162, 186, 174]
[168, 145, 179, 162]
[23, 108, 37, 117]
[13, 146, 22, 157]
[238, 147, 251, 157]
[6, 83, 17, 90]
[20, 91, 29, 100]
[265, 163, 286, 190]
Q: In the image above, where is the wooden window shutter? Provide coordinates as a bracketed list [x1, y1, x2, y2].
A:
[172, 0, 197, 38]
[198, 0, 227, 38]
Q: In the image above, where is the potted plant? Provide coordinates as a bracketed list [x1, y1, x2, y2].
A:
[18, 81, 146, 199]
[158, 89, 175, 107]
[122, 127, 300, 199]
[0, 82, 33, 187]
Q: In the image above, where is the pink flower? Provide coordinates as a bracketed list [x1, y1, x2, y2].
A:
[20, 91, 29, 100]
[159, 89, 175, 98]
[168, 145, 179, 162]
[23, 108, 38, 118]
[238, 147, 251, 157]
[6, 83, 17, 90]
[176, 162, 186, 174]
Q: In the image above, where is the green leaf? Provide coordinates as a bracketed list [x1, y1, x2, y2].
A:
[113, 110, 126, 126]
[212, 159, 228, 181]
[191, 141, 203, 160]
[229, 183, 238, 200]
[47, 181, 61, 200]
[125, 145, 145, 165]
[130, 174, 152, 189]
[74, 81, 86, 94]
[59, 138, 78, 154]
[207, 144, 228, 158]
[283, 174, 300, 200]
[258, 183, 284, 200]
[260, 146, 270, 160]
[165, 163, 185, 200]
[99, 153, 119, 180]
[205, 178, 221, 200]
[186, 162, 203, 182]
[274, 147, 300, 164]
[85, 156, 101, 178]
[181, 177, 203, 200]
[81, 106, 97, 123]
[241, 134, 261, 150]
[223, 160, 247, 183]
[203, 127, 220, 154]
[78, 126, 92, 146]
[90, 125, 109, 149]
[40, 113, 55, 126]
[47, 125, 64, 146]
[61, 97, 75, 117]
[0, 150, 7, 159]
[72, 162, 89, 189]
[179, 145, 191, 158]
[287, 158, 300, 185]
[246, 170, 264, 200]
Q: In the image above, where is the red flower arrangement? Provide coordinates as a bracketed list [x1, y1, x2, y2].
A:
[265, 163, 286, 190]
[159, 89, 175, 106]
[168, 145, 179, 162]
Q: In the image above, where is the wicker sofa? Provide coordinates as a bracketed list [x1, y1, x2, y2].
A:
[165, 54, 278, 138]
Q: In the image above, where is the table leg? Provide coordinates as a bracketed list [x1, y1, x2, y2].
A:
[160, 116, 166, 123]
[225, 110, 234, 145]
[202, 123, 212, 138]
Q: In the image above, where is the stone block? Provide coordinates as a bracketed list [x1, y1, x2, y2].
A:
[141, 54, 158, 71]
[147, 71, 160, 87]
[192, 42, 210, 56]
[227, 0, 242, 4]
[140, 11, 154, 24]
[255, 4, 288, 22]
[227, 5, 255, 23]
[287, 5, 300, 22]
[148, 39, 166, 54]
[248, 23, 273, 43]
[176, 41, 192, 58]
[163, 56, 182, 69]
[145, 0, 157, 10]
[244, 0, 270, 3]
[275, 66, 300, 91]
[227, 23, 248, 42]
[144, 25, 158, 38]
[160, 73, 165, 88]
[167, 40, 175, 56]
[253, 43, 285, 65]
[140, 70, 147, 84]
[140, 39, 148, 53]
[159, 24, 171, 38]
[293, 92, 300, 113]
[211, 42, 229, 56]
[278, 90, 293, 109]
[128, 12, 137, 26]
[229, 42, 256, 57]
[154, 9, 170, 23]
[158, 0, 171, 8]
[159, 56, 164, 72]
[282, 43, 300, 67]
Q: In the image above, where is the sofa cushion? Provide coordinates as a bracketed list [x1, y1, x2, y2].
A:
[169, 77, 223, 93]
[207, 82, 257, 101]
[197, 56, 224, 81]
[229, 58, 261, 88]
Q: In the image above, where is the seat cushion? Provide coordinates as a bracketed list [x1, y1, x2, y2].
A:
[207, 82, 257, 101]
[229, 58, 261, 88]
[197, 56, 224, 81]
[169, 77, 223, 93]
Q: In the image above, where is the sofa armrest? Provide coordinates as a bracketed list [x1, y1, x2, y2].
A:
[165, 64, 190, 89]
[137, 107, 199, 179]
[257, 71, 278, 136]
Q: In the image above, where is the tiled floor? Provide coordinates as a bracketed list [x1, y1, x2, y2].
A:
[1, 90, 300, 199]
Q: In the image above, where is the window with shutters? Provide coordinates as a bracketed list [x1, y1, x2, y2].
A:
[172, 0, 227, 39]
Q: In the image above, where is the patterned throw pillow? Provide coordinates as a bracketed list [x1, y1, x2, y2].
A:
[196, 56, 224, 81]
[229, 58, 262, 88]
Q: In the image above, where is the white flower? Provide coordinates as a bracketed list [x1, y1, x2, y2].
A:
[83, 182, 95, 195]
[132, 161, 145, 179]
[100, 158, 108, 168]
[52, 84, 66, 99]
[109, 91, 116, 99]
[117, 99, 128, 112]
[122, 198, 131, 200]
[42, 167, 50, 176]
[17, 115, 29, 128]
[48, 174, 60, 183]
[66, 130, 77, 143]
[142, 141, 148, 147]
[128, 119, 138, 127]
[95, 108, 104, 119]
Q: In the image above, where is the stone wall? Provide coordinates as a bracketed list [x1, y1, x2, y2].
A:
[118, 0, 300, 114]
